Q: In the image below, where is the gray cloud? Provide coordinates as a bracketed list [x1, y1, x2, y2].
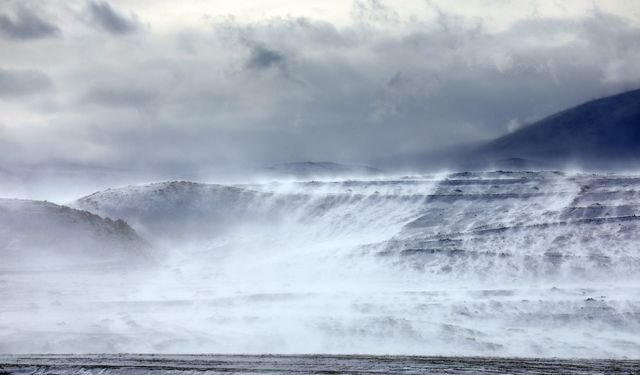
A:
[83, 87, 155, 109]
[0, 68, 52, 97]
[88, 1, 138, 35]
[0, 6, 60, 40]
[1, 2, 640, 180]
[246, 45, 285, 70]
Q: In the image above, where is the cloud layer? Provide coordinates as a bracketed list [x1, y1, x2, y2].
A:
[1, 0, 640, 181]
[87, 1, 138, 35]
[0, 68, 52, 97]
[0, 6, 60, 40]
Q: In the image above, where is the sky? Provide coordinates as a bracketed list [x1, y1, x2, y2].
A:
[1, 0, 640, 192]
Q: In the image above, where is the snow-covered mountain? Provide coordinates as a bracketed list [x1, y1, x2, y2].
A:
[0, 198, 149, 268]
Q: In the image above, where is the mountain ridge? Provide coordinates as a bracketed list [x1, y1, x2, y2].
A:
[465, 88, 640, 168]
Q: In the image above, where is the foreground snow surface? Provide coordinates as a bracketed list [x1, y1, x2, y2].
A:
[2, 171, 640, 357]
[2, 354, 640, 374]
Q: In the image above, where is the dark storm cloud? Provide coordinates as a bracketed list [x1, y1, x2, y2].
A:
[2, 2, 640, 180]
[0, 6, 60, 40]
[88, 1, 138, 35]
[200, 10, 640, 162]
[0, 68, 52, 97]
[246, 45, 285, 70]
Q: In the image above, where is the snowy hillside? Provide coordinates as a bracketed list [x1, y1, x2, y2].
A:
[73, 181, 282, 243]
[74, 172, 640, 284]
[0, 198, 149, 268]
[3, 171, 640, 356]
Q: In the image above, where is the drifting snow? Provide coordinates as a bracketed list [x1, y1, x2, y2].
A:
[2, 171, 640, 357]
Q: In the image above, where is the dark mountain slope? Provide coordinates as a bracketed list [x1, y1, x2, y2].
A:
[469, 88, 640, 167]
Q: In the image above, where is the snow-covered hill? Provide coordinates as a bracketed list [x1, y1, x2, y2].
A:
[74, 172, 640, 284]
[5, 171, 640, 356]
[72, 181, 282, 243]
[0, 198, 149, 268]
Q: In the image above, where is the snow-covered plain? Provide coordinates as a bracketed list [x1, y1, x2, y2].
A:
[2, 171, 640, 358]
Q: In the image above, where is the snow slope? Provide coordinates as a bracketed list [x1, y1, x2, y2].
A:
[0, 198, 149, 268]
[73, 181, 280, 243]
